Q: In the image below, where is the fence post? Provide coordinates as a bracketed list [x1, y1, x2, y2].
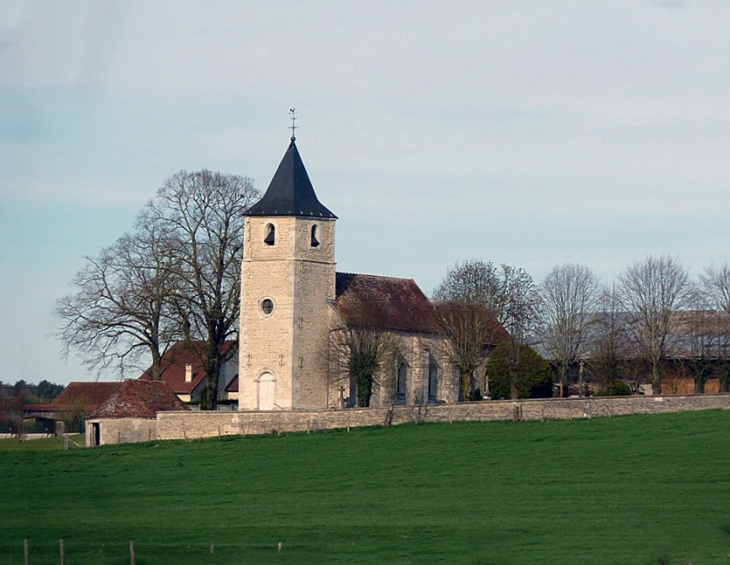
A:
[130, 540, 136, 565]
[59, 540, 65, 565]
[24, 539, 29, 565]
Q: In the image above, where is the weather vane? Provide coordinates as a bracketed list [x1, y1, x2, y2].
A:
[289, 108, 297, 141]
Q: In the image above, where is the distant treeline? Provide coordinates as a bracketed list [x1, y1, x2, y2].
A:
[0, 380, 65, 405]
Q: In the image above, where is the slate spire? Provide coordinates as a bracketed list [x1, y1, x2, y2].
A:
[244, 139, 337, 218]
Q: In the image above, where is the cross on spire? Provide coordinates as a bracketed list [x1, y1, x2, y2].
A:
[289, 108, 298, 141]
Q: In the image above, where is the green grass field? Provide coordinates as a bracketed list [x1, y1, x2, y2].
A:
[3, 410, 730, 565]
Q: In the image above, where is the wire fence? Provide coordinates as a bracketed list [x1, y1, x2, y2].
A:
[9, 538, 290, 565]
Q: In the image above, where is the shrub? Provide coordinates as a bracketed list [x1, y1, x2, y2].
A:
[596, 379, 633, 396]
[487, 342, 554, 400]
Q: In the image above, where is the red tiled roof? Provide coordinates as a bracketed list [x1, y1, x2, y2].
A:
[486, 316, 511, 344]
[51, 382, 122, 408]
[334, 272, 510, 346]
[335, 272, 440, 333]
[139, 341, 237, 394]
[225, 375, 238, 393]
[24, 382, 122, 414]
[90, 380, 188, 419]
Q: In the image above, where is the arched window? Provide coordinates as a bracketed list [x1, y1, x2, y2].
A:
[310, 224, 320, 247]
[264, 223, 275, 246]
[396, 361, 408, 405]
[428, 354, 439, 404]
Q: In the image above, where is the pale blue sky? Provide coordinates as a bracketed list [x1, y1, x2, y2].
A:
[2, 0, 729, 385]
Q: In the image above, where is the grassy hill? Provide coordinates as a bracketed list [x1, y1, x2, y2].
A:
[3, 410, 730, 564]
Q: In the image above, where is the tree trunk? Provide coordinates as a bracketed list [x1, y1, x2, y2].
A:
[200, 340, 223, 410]
[720, 366, 730, 393]
[695, 377, 705, 394]
[557, 365, 567, 398]
[578, 360, 585, 397]
[509, 367, 519, 400]
[460, 371, 472, 401]
[149, 346, 163, 381]
[651, 363, 662, 395]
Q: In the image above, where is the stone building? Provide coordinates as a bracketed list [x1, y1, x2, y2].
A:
[238, 137, 507, 411]
[85, 379, 187, 446]
[23, 381, 122, 434]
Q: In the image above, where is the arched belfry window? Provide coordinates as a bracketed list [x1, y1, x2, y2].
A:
[310, 224, 320, 247]
[264, 223, 275, 246]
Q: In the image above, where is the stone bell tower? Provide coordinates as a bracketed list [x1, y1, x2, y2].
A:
[238, 137, 337, 410]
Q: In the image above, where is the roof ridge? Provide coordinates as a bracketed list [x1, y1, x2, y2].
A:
[337, 271, 416, 283]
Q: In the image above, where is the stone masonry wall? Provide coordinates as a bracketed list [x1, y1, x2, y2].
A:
[156, 394, 730, 441]
[240, 216, 336, 411]
[87, 418, 157, 446]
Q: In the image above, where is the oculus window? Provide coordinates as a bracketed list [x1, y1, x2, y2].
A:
[260, 298, 275, 316]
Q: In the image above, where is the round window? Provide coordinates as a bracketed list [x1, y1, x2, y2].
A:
[261, 298, 275, 316]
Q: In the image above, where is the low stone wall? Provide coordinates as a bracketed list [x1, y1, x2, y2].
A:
[156, 394, 730, 441]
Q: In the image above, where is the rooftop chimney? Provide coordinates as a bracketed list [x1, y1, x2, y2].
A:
[185, 363, 193, 383]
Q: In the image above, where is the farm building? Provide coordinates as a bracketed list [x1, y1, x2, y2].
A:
[86, 379, 186, 446]
[24, 381, 122, 433]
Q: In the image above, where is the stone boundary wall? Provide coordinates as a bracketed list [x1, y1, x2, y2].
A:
[156, 394, 730, 441]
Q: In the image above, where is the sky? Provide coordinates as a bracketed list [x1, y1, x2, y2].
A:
[2, 0, 729, 385]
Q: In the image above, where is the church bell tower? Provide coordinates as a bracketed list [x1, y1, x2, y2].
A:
[238, 137, 337, 410]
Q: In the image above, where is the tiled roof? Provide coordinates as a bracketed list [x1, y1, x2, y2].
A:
[53, 382, 122, 408]
[24, 382, 122, 414]
[225, 375, 238, 393]
[334, 272, 510, 345]
[90, 379, 187, 419]
[139, 341, 237, 394]
[335, 272, 440, 333]
[243, 139, 337, 218]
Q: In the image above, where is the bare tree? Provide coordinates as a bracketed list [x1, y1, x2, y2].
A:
[589, 285, 630, 395]
[699, 264, 730, 315]
[147, 170, 259, 409]
[329, 300, 400, 408]
[433, 261, 506, 399]
[0, 397, 23, 435]
[56, 222, 180, 380]
[618, 256, 692, 395]
[433, 300, 503, 400]
[432, 260, 501, 306]
[57, 170, 259, 409]
[497, 265, 543, 399]
[540, 264, 600, 397]
[433, 261, 539, 400]
[699, 264, 730, 392]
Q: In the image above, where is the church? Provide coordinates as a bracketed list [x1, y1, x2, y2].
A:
[237, 135, 507, 411]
